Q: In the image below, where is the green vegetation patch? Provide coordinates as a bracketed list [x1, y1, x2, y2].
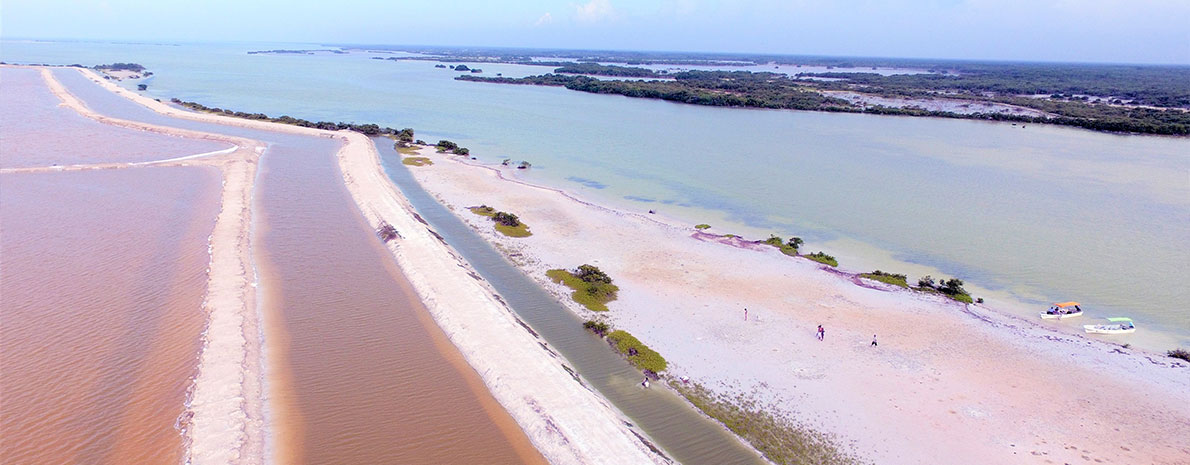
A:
[457, 66, 1190, 135]
[915, 275, 973, 303]
[606, 330, 667, 373]
[469, 205, 496, 217]
[1168, 349, 1190, 362]
[763, 234, 802, 257]
[435, 139, 471, 156]
[401, 157, 432, 166]
[469, 206, 531, 237]
[396, 145, 422, 155]
[583, 320, 610, 337]
[546, 265, 619, 312]
[694, 224, 711, 230]
[804, 252, 838, 267]
[859, 270, 909, 288]
[495, 222, 532, 238]
[669, 381, 860, 465]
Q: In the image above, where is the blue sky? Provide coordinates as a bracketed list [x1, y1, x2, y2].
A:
[3, 0, 1188, 64]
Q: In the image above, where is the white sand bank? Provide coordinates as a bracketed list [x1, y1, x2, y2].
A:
[402, 146, 1190, 465]
[336, 134, 668, 464]
[56, 66, 670, 464]
[24, 65, 267, 465]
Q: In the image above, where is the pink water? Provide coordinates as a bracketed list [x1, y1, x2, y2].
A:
[0, 67, 230, 168]
[0, 167, 222, 464]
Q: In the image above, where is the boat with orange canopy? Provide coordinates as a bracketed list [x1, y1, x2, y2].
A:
[1041, 301, 1083, 319]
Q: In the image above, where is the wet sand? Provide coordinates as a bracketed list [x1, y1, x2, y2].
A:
[0, 167, 222, 464]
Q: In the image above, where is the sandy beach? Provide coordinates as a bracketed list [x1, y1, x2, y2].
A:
[335, 133, 668, 464]
[33, 65, 672, 464]
[9, 65, 268, 465]
[401, 146, 1190, 464]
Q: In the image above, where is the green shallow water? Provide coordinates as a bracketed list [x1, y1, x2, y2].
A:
[4, 39, 1185, 350]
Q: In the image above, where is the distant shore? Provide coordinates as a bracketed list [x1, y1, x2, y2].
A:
[399, 144, 1190, 464]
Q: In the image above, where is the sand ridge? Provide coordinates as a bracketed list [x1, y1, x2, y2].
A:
[335, 133, 669, 464]
[11, 65, 268, 465]
[49, 65, 672, 464]
[403, 146, 1190, 465]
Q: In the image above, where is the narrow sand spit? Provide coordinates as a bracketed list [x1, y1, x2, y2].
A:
[62, 66, 670, 464]
[402, 147, 1190, 465]
[335, 134, 667, 464]
[22, 65, 267, 465]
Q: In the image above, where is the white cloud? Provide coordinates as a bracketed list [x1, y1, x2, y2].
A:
[573, 0, 616, 23]
[534, 12, 554, 26]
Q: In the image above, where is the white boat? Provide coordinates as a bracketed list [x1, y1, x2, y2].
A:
[1040, 301, 1084, 319]
[1084, 317, 1136, 334]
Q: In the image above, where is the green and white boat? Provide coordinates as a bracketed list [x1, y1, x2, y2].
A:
[1083, 317, 1136, 334]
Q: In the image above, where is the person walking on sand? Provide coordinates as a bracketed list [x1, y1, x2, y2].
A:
[817, 325, 824, 341]
[871, 334, 878, 347]
[744, 307, 748, 321]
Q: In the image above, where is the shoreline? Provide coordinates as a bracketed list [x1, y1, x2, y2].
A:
[335, 133, 669, 464]
[444, 150, 1189, 353]
[61, 66, 670, 464]
[400, 145, 1190, 464]
[12, 64, 267, 465]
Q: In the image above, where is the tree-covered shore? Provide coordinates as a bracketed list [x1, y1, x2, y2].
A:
[457, 65, 1189, 135]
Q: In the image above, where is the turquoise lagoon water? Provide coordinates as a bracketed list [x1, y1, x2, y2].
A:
[4, 40, 1186, 349]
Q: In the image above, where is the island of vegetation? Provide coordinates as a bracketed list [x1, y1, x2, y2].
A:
[546, 264, 619, 312]
[434, 139, 471, 156]
[454, 62, 1189, 135]
[468, 205, 531, 237]
[247, 49, 346, 55]
[95, 62, 145, 72]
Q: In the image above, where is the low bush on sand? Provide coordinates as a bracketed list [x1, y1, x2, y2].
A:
[582, 320, 610, 336]
[546, 265, 618, 312]
[859, 270, 909, 288]
[606, 330, 667, 373]
[804, 252, 837, 267]
[468, 205, 531, 237]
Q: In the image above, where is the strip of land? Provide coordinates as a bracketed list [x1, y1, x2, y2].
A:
[61, 66, 669, 464]
[17, 65, 268, 465]
[399, 146, 1190, 464]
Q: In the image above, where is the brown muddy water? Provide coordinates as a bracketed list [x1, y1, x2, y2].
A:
[254, 139, 546, 464]
[0, 67, 230, 168]
[0, 167, 222, 464]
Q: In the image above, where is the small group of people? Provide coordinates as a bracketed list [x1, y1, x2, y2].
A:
[816, 324, 877, 347]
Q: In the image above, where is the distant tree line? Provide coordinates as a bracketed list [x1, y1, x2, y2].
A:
[553, 63, 662, 77]
[457, 68, 1190, 135]
[95, 62, 145, 72]
[170, 98, 408, 136]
